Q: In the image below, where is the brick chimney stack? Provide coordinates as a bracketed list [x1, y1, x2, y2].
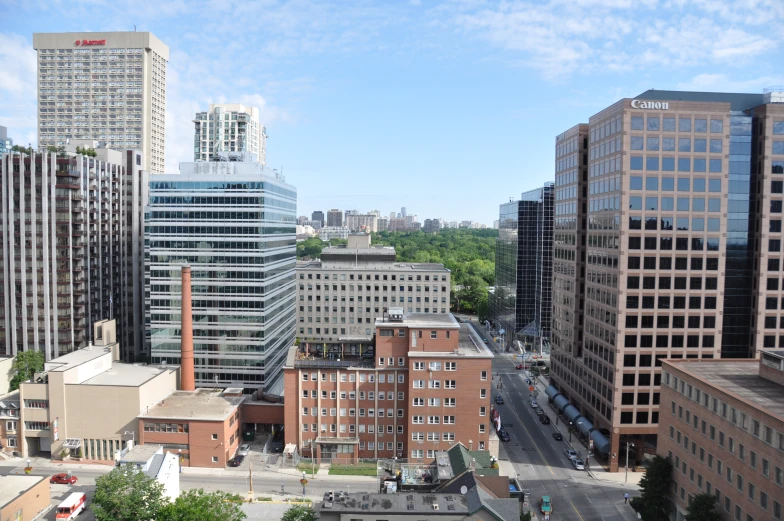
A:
[180, 265, 195, 391]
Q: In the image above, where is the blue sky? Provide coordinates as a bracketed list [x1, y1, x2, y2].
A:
[1, 0, 783, 225]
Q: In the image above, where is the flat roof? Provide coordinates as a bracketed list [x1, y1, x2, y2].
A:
[45, 346, 110, 372]
[635, 89, 764, 111]
[663, 359, 784, 422]
[80, 362, 172, 387]
[318, 492, 469, 516]
[297, 260, 449, 271]
[408, 323, 494, 359]
[0, 475, 46, 509]
[376, 313, 459, 329]
[119, 444, 162, 464]
[139, 389, 244, 422]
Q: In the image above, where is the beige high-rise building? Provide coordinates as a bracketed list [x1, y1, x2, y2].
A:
[33, 32, 169, 174]
[549, 89, 784, 472]
[193, 104, 266, 165]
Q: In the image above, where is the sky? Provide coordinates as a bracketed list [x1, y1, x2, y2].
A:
[1, 0, 783, 225]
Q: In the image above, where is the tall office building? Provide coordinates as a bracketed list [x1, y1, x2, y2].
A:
[145, 151, 297, 392]
[0, 126, 12, 156]
[326, 209, 343, 227]
[193, 104, 266, 165]
[33, 32, 169, 174]
[311, 210, 324, 228]
[490, 184, 554, 348]
[1, 142, 147, 360]
[548, 89, 784, 471]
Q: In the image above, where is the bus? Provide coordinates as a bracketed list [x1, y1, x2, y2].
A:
[56, 492, 86, 520]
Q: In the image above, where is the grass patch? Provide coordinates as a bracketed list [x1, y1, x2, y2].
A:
[297, 462, 315, 473]
[328, 463, 378, 476]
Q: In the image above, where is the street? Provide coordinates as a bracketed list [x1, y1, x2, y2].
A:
[474, 320, 639, 521]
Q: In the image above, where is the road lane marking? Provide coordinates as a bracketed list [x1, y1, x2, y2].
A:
[585, 494, 592, 503]
[499, 374, 555, 477]
[569, 499, 586, 521]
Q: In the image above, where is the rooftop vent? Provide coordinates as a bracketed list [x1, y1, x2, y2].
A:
[432, 504, 440, 510]
[448, 504, 456, 511]
[407, 503, 414, 510]
[763, 87, 784, 104]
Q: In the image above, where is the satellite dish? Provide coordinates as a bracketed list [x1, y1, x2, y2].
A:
[460, 486, 468, 495]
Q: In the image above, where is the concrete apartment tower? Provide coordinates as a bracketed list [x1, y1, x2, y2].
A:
[549, 89, 784, 471]
[0, 143, 148, 360]
[326, 209, 343, 227]
[33, 32, 169, 174]
[193, 104, 266, 165]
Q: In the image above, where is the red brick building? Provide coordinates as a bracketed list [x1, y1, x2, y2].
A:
[658, 351, 784, 521]
[138, 389, 243, 468]
[284, 311, 493, 463]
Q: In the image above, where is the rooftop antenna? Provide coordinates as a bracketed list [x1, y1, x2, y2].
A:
[134, 25, 136, 32]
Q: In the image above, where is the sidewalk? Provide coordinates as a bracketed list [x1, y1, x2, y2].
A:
[531, 375, 645, 488]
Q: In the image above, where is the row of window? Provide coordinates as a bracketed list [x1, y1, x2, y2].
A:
[628, 236, 720, 251]
[628, 256, 718, 270]
[303, 407, 400, 418]
[300, 284, 448, 292]
[630, 116, 723, 133]
[630, 136, 723, 152]
[300, 272, 448, 282]
[302, 390, 404, 400]
[625, 315, 716, 329]
[142, 422, 190, 433]
[630, 176, 721, 192]
[630, 156, 723, 173]
[624, 334, 715, 349]
[628, 275, 718, 290]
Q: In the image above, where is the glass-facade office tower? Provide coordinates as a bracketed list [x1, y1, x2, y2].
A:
[1, 144, 147, 360]
[490, 183, 554, 348]
[145, 153, 297, 392]
[33, 32, 168, 174]
[549, 89, 784, 472]
[193, 104, 266, 165]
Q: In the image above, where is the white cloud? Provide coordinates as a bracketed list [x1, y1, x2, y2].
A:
[0, 32, 37, 144]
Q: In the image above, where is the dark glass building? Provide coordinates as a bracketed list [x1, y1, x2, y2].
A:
[490, 183, 554, 350]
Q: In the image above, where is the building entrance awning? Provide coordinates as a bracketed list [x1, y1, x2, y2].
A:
[63, 438, 81, 449]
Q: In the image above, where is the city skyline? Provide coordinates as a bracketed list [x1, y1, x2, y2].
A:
[1, 2, 782, 223]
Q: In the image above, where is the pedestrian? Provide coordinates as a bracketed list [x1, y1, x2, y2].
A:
[624, 492, 629, 504]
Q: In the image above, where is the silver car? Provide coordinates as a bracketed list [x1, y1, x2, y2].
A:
[572, 458, 585, 470]
[238, 444, 250, 456]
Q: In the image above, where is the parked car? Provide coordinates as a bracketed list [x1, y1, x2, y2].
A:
[552, 432, 564, 441]
[228, 455, 244, 467]
[238, 444, 250, 456]
[563, 449, 578, 460]
[495, 395, 504, 404]
[530, 399, 538, 408]
[483, 339, 489, 344]
[535, 408, 546, 417]
[515, 364, 523, 370]
[540, 495, 552, 515]
[572, 458, 585, 470]
[50, 473, 78, 485]
[540, 415, 551, 425]
[499, 431, 511, 442]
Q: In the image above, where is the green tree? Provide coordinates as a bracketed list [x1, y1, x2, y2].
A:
[11, 144, 34, 155]
[92, 465, 167, 521]
[296, 238, 325, 259]
[9, 350, 45, 391]
[281, 505, 317, 521]
[637, 455, 673, 521]
[684, 493, 721, 521]
[158, 489, 246, 521]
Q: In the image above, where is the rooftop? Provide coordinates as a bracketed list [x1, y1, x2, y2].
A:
[119, 444, 162, 464]
[297, 260, 449, 271]
[81, 363, 174, 387]
[44, 345, 110, 372]
[318, 492, 469, 516]
[663, 359, 784, 421]
[376, 312, 459, 329]
[0, 475, 46, 510]
[139, 389, 244, 421]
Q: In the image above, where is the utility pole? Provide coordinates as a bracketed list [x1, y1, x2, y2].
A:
[248, 460, 254, 502]
[625, 442, 634, 483]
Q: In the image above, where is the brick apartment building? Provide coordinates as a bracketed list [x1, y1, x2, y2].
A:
[659, 351, 784, 521]
[284, 311, 493, 463]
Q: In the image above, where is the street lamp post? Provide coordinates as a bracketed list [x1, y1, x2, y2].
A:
[569, 422, 573, 442]
[178, 449, 182, 473]
[302, 471, 307, 497]
[625, 442, 635, 483]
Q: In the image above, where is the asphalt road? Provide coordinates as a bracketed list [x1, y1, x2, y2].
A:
[473, 321, 638, 521]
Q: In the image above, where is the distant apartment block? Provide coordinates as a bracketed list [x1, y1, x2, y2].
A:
[1, 143, 148, 360]
[311, 211, 325, 228]
[193, 104, 266, 165]
[327, 209, 343, 227]
[318, 226, 350, 242]
[284, 312, 493, 463]
[346, 213, 378, 233]
[33, 32, 168, 174]
[296, 235, 451, 349]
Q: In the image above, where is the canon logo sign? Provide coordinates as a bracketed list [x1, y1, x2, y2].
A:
[75, 39, 106, 46]
[631, 100, 669, 110]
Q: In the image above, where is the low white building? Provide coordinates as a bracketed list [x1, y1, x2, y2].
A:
[318, 226, 350, 241]
[118, 444, 179, 500]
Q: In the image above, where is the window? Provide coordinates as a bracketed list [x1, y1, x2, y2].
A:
[211, 434, 218, 440]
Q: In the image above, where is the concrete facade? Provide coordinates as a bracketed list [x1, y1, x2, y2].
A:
[658, 352, 784, 521]
[284, 313, 493, 463]
[0, 146, 148, 361]
[33, 32, 169, 174]
[296, 234, 451, 347]
[193, 104, 266, 165]
[0, 475, 50, 521]
[17, 321, 178, 459]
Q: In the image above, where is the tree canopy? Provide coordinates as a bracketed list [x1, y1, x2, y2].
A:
[281, 505, 317, 521]
[9, 350, 45, 391]
[93, 465, 167, 521]
[684, 493, 722, 521]
[637, 455, 674, 521]
[158, 489, 246, 521]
